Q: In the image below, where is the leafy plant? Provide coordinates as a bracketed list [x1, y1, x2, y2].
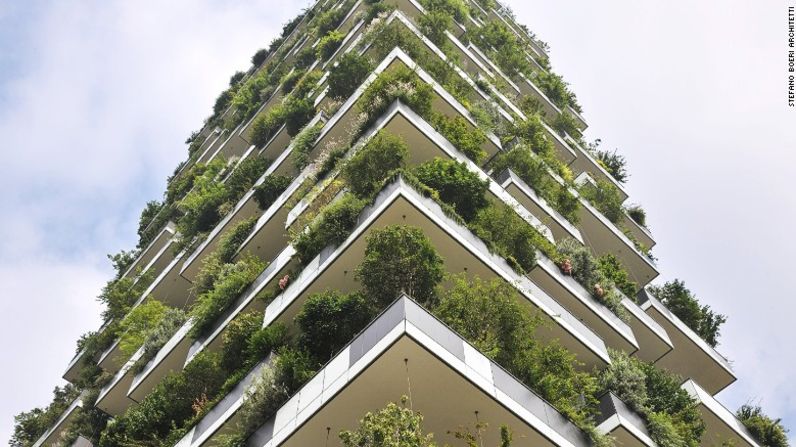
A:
[224, 156, 272, 204]
[217, 217, 258, 264]
[359, 66, 433, 129]
[283, 95, 315, 136]
[316, 30, 345, 60]
[470, 202, 552, 273]
[250, 105, 286, 148]
[413, 158, 488, 221]
[291, 122, 323, 170]
[132, 308, 187, 374]
[357, 225, 445, 307]
[11, 386, 79, 447]
[253, 175, 292, 210]
[339, 398, 436, 447]
[625, 204, 647, 228]
[578, 177, 624, 224]
[418, 10, 452, 46]
[432, 114, 487, 163]
[648, 280, 727, 347]
[342, 130, 409, 197]
[251, 48, 269, 67]
[280, 69, 307, 96]
[597, 254, 637, 299]
[328, 52, 373, 100]
[293, 194, 367, 264]
[118, 300, 169, 358]
[594, 148, 629, 184]
[737, 405, 789, 447]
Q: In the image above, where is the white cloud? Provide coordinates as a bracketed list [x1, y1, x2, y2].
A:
[0, 0, 307, 442]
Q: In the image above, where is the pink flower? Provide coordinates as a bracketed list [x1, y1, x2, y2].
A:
[560, 259, 573, 275]
[279, 274, 290, 290]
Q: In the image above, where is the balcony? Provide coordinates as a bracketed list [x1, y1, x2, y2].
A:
[121, 222, 176, 280]
[184, 246, 296, 365]
[621, 211, 655, 250]
[618, 291, 673, 363]
[32, 392, 85, 447]
[96, 346, 144, 416]
[682, 379, 762, 447]
[266, 177, 609, 369]
[137, 251, 193, 308]
[249, 296, 592, 447]
[638, 289, 736, 395]
[574, 183, 659, 287]
[127, 321, 194, 403]
[595, 392, 655, 447]
[497, 169, 582, 243]
[566, 137, 630, 202]
[527, 254, 638, 354]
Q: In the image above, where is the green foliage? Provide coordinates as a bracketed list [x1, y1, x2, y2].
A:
[339, 398, 436, 447]
[217, 217, 258, 264]
[136, 200, 163, 246]
[253, 175, 292, 210]
[470, 202, 552, 273]
[413, 158, 488, 221]
[534, 70, 579, 111]
[296, 290, 376, 364]
[648, 280, 727, 347]
[293, 194, 367, 264]
[436, 275, 598, 428]
[737, 405, 790, 447]
[328, 52, 373, 100]
[315, 7, 346, 36]
[250, 105, 286, 148]
[118, 300, 169, 358]
[421, 0, 469, 22]
[132, 308, 187, 374]
[225, 156, 272, 203]
[189, 256, 267, 339]
[551, 111, 582, 139]
[342, 130, 409, 197]
[99, 352, 226, 447]
[317, 30, 345, 60]
[625, 204, 647, 228]
[280, 69, 307, 96]
[599, 349, 649, 412]
[219, 311, 262, 373]
[418, 10, 452, 46]
[647, 412, 687, 447]
[291, 122, 323, 170]
[556, 238, 629, 321]
[475, 22, 531, 78]
[97, 270, 155, 322]
[597, 254, 637, 299]
[640, 361, 705, 447]
[283, 95, 316, 136]
[11, 385, 79, 447]
[594, 148, 629, 184]
[176, 158, 228, 244]
[578, 177, 624, 224]
[251, 48, 269, 67]
[432, 114, 487, 163]
[359, 66, 433, 129]
[357, 225, 445, 307]
[107, 249, 137, 279]
[489, 147, 579, 223]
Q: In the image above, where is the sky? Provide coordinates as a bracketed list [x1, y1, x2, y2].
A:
[0, 0, 793, 444]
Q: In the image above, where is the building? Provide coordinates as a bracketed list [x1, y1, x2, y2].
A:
[13, 1, 784, 446]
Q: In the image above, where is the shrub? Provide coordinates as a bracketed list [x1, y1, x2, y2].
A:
[470, 203, 550, 273]
[594, 148, 629, 184]
[280, 69, 307, 95]
[534, 71, 577, 111]
[421, 0, 469, 22]
[189, 256, 267, 339]
[418, 10, 452, 46]
[293, 194, 367, 264]
[339, 398, 436, 447]
[489, 147, 579, 223]
[296, 290, 376, 364]
[413, 158, 488, 221]
[220, 311, 262, 373]
[431, 114, 487, 163]
[283, 96, 315, 136]
[225, 156, 272, 203]
[597, 254, 637, 299]
[217, 217, 258, 264]
[640, 361, 705, 447]
[253, 175, 292, 210]
[357, 225, 444, 307]
[316, 30, 345, 60]
[136, 200, 162, 243]
[132, 308, 187, 374]
[118, 300, 169, 358]
[315, 7, 345, 36]
[342, 131, 408, 197]
[551, 111, 582, 139]
[648, 280, 727, 347]
[647, 412, 687, 447]
[625, 204, 647, 228]
[251, 48, 269, 67]
[599, 349, 649, 413]
[97, 270, 155, 322]
[328, 52, 373, 100]
[176, 158, 228, 243]
[11, 386, 79, 447]
[294, 45, 316, 70]
[250, 105, 286, 148]
[737, 405, 790, 447]
[578, 178, 624, 224]
[99, 352, 226, 446]
[291, 122, 323, 170]
[359, 67, 433, 129]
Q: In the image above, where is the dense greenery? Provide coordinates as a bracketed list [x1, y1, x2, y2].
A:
[253, 175, 292, 210]
[216, 217, 258, 264]
[317, 30, 345, 60]
[578, 177, 624, 224]
[432, 114, 487, 162]
[625, 204, 648, 228]
[328, 52, 373, 100]
[117, 300, 169, 358]
[131, 308, 187, 374]
[413, 158, 488, 221]
[737, 405, 790, 447]
[293, 194, 367, 264]
[648, 280, 727, 347]
[10, 386, 79, 447]
[342, 130, 409, 197]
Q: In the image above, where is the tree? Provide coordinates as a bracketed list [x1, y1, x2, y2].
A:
[648, 280, 727, 347]
[328, 53, 373, 100]
[339, 398, 436, 447]
[342, 131, 408, 197]
[357, 225, 444, 307]
[413, 158, 489, 221]
[737, 405, 790, 447]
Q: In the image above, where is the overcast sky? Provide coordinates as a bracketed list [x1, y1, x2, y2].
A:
[0, 0, 792, 444]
